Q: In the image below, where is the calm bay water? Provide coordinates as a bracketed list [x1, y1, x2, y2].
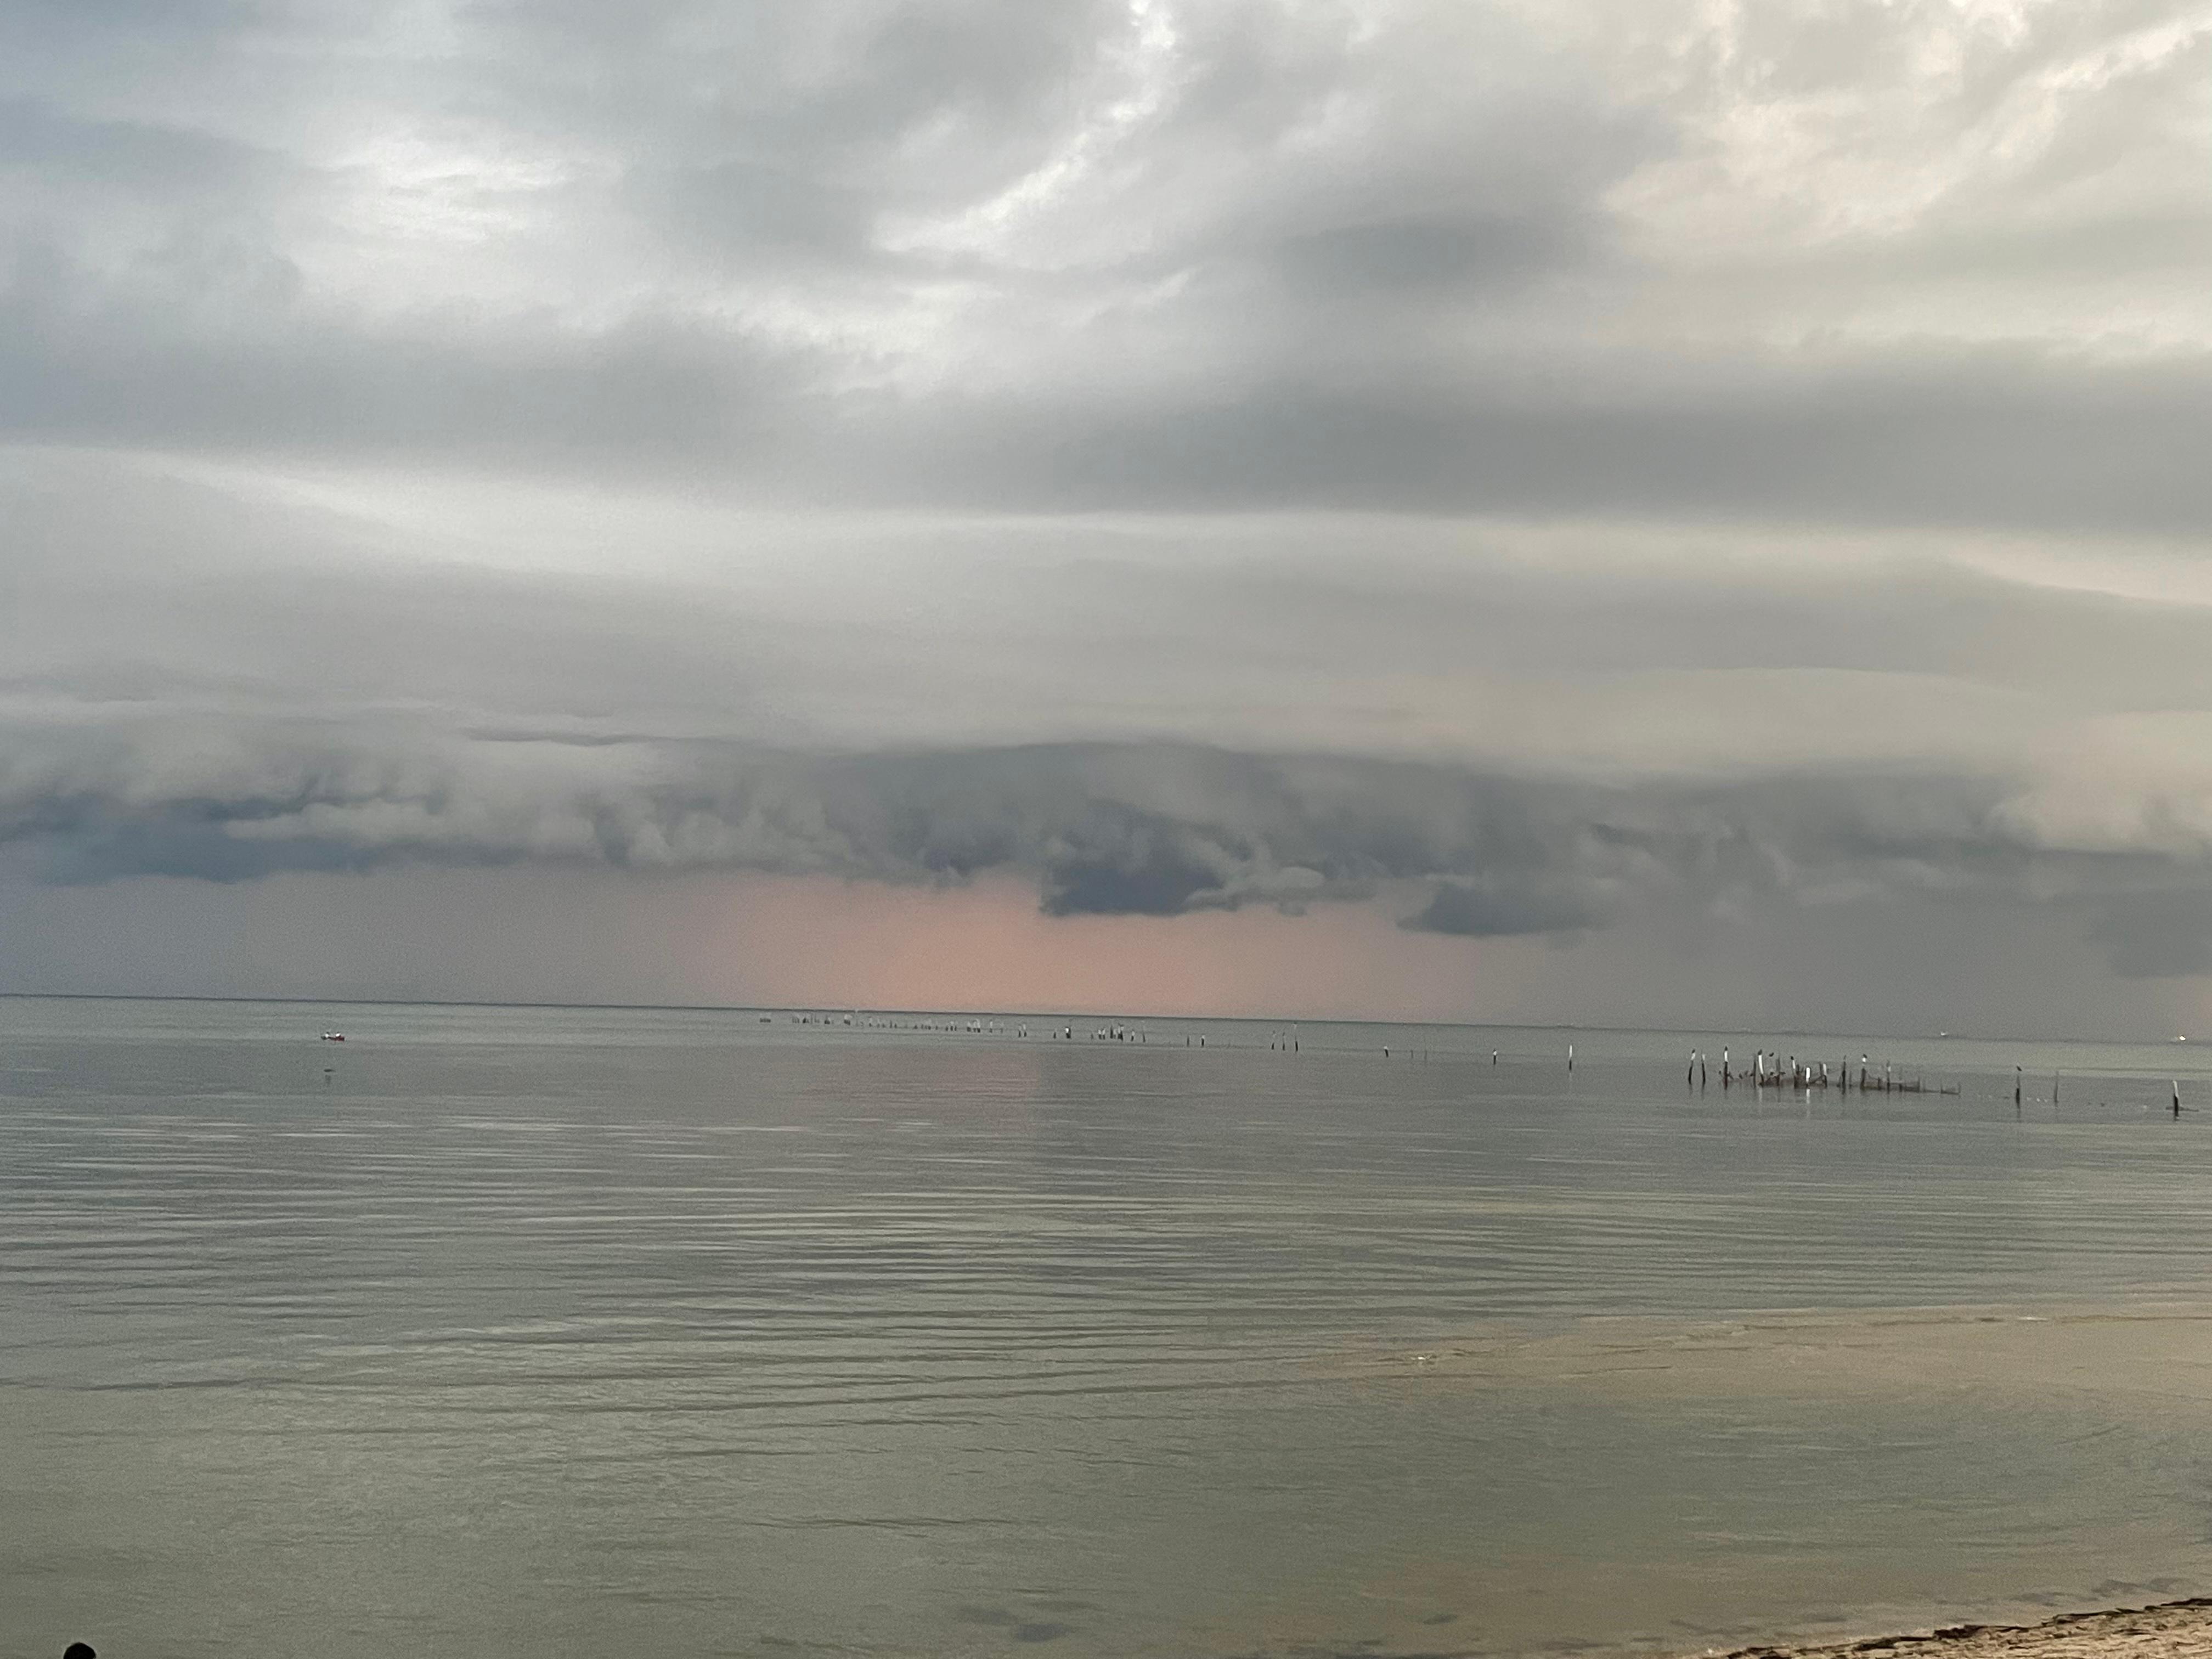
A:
[10, 997, 2212, 1658]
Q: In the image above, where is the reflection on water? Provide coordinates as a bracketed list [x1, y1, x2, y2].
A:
[7, 997, 2212, 1658]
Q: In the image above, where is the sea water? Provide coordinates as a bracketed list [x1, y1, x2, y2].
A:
[8, 996, 2212, 1658]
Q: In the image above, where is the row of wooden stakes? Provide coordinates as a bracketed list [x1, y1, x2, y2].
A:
[1680, 1048, 1960, 1096]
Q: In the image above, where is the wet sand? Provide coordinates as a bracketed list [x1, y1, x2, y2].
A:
[1708, 1600, 2212, 1659]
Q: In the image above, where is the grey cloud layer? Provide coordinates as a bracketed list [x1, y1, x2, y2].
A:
[9, 708, 2207, 989]
[9, 438, 2212, 981]
[5, 3, 2212, 1019]
[10, 452, 2212, 989]
[0, 712, 2007, 921]
[2, 2, 2206, 528]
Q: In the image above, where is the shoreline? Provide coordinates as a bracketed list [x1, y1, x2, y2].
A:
[1706, 1599, 2212, 1659]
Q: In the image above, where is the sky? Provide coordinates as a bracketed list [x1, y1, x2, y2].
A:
[4, 0, 2212, 1035]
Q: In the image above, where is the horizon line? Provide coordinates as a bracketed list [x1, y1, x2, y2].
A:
[0, 989, 2192, 1050]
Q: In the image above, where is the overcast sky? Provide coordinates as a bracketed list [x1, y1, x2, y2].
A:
[5, 0, 2212, 1034]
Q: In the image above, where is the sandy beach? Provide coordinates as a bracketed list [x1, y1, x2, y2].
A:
[1712, 1601, 2212, 1659]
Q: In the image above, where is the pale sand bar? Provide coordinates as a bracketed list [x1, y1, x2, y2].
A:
[1710, 1601, 2212, 1659]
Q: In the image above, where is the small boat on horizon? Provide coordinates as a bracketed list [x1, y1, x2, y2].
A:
[320, 1031, 345, 1042]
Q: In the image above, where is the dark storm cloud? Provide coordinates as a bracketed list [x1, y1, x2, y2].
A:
[2083, 893, 2212, 981]
[819, 352, 2212, 532]
[0, 718, 1801, 903]
[0, 706, 2152, 956]
[1406, 878, 1600, 940]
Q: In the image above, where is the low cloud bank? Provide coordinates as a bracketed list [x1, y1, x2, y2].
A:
[10, 716, 2210, 975]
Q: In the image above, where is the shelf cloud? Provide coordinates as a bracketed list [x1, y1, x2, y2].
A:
[4, 1, 2209, 1028]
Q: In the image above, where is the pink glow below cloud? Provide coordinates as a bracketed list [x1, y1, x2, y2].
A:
[667, 876, 1541, 1022]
